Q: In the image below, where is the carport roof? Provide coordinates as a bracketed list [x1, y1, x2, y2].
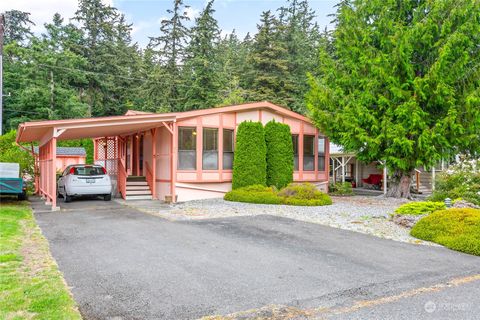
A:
[16, 113, 177, 143]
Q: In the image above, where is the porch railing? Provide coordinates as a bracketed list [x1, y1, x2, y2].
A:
[118, 158, 127, 199]
[145, 161, 154, 197]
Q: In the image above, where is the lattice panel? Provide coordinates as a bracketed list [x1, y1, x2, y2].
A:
[94, 137, 118, 175]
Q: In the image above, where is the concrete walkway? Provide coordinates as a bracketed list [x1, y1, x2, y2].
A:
[31, 197, 480, 319]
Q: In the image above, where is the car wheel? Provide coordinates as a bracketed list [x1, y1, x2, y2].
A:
[103, 194, 112, 201]
[18, 191, 27, 201]
[64, 194, 72, 203]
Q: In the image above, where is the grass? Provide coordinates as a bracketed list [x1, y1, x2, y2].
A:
[0, 200, 81, 319]
[411, 208, 480, 256]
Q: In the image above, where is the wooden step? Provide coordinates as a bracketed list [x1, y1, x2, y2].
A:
[125, 190, 152, 195]
[125, 195, 153, 201]
[126, 186, 151, 191]
[126, 181, 149, 186]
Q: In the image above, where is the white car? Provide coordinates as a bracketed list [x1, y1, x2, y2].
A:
[57, 164, 112, 202]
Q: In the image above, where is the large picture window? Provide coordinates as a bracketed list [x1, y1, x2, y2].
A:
[292, 134, 299, 171]
[303, 135, 315, 171]
[223, 129, 234, 170]
[203, 128, 218, 170]
[178, 127, 197, 170]
[318, 136, 326, 171]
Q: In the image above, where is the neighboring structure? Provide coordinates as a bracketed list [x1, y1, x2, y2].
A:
[16, 102, 330, 209]
[329, 143, 447, 194]
[33, 146, 86, 172]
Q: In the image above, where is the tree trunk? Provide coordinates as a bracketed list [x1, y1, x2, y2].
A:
[386, 169, 413, 199]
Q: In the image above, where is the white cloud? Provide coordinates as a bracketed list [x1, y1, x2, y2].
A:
[1, 0, 116, 33]
[184, 6, 200, 20]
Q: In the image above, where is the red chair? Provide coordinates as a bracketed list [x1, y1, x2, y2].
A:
[362, 174, 383, 190]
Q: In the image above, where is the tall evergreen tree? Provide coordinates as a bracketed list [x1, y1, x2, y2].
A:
[182, 0, 221, 110]
[148, 0, 190, 111]
[307, 0, 480, 198]
[247, 11, 294, 108]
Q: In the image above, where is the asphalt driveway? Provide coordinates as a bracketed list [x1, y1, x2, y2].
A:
[32, 198, 480, 319]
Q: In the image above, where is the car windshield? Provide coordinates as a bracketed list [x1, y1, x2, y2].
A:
[72, 166, 105, 176]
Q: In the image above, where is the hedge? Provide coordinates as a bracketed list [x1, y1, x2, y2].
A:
[232, 121, 267, 189]
[265, 120, 294, 189]
[224, 183, 332, 206]
[411, 208, 480, 256]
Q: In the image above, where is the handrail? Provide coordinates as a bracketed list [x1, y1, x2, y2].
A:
[145, 161, 154, 196]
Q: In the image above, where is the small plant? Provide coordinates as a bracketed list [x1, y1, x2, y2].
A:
[429, 159, 480, 205]
[224, 183, 332, 206]
[411, 208, 480, 256]
[329, 182, 353, 196]
[224, 185, 281, 204]
[394, 201, 446, 216]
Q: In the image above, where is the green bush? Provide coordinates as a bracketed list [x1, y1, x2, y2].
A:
[394, 201, 446, 216]
[232, 121, 267, 189]
[429, 159, 480, 205]
[0, 130, 34, 177]
[279, 183, 333, 206]
[224, 185, 281, 204]
[411, 208, 480, 256]
[329, 182, 354, 196]
[58, 138, 94, 164]
[265, 120, 294, 189]
[224, 183, 332, 206]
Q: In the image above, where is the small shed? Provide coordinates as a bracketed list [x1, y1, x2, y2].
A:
[34, 146, 86, 172]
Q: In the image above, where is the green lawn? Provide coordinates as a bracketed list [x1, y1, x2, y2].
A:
[0, 200, 81, 319]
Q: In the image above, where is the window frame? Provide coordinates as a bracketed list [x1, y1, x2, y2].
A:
[303, 134, 315, 171]
[292, 134, 299, 171]
[222, 128, 235, 170]
[178, 126, 197, 170]
[317, 136, 326, 171]
[202, 127, 219, 170]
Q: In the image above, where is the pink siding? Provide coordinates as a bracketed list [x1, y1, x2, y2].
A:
[55, 156, 85, 172]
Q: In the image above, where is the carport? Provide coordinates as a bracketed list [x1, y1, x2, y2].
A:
[16, 113, 176, 210]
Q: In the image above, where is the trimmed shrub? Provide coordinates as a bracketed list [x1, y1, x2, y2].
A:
[265, 120, 294, 189]
[279, 183, 333, 206]
[329, 182, 353, 196]
[411, 208, 480, 256]
[394, 201, 446, 216]
[232, 121, 267, 189]
[429, 159, 480, 205]
[224, 183, 332, 206]
[224, 185, 281, 204]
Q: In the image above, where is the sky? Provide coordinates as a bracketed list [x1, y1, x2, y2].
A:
[0, 0, 339, 47]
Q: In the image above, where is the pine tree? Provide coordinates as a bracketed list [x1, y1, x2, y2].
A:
[247, 11, 294, 108]
[182, 0, 221, 110]
[148, 0, 190, 111]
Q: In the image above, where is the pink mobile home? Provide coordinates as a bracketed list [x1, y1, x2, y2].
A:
[16, 102, 329, 209]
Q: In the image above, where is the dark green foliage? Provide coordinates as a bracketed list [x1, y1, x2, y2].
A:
[224, 183, 332, 206]
[429, 160, 480, 206]
[411, 208, 480, 256]
[265, 120, 293, 189]
[232, 121, 267, 189]
[395, 201, 446, 216]
[307, 0, 480, 198]
[329, 182, 353, 196]
[0, 131, 34, 177]
[224, 185, 281, 204]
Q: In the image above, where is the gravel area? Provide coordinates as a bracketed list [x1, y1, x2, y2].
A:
[125, 195, 438, 246]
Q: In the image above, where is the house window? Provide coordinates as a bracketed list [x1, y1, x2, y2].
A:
[223, 129, 234, 170]
[303, 135, 315, 171]
[318, 136, 326, 171]
[203, 128, 218, 170]
[292, 134, 299, 170]
[178, 127, 197, 170]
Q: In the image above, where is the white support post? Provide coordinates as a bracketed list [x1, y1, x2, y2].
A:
[355, 158, 359, 187]
[383, 165, 387, 195]
[432, 167, 436, 191]
[341, 156, 346, 183]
